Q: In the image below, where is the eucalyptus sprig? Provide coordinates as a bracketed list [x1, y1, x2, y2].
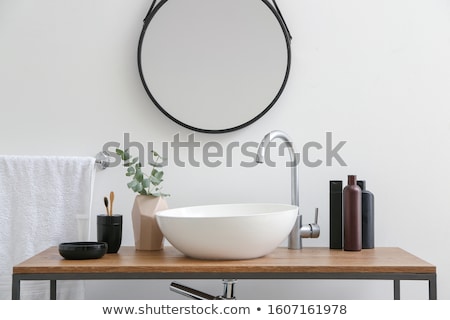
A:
[115, 148, 169, 197]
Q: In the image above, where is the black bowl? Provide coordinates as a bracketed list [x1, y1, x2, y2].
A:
[58, 242, 108, 260]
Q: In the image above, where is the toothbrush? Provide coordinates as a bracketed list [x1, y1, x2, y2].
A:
[104, 197, 109, 216]
[109, 191, 114, 216]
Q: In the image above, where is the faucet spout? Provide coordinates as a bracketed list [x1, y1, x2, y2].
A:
[256, 130, 320, 249]
[255, 132, 272, 164]
[256, 130, 301, 249]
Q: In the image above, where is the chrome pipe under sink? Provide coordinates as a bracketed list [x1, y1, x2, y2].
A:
[170, 280, 237, 300]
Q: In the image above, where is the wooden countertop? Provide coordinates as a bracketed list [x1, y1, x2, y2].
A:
[13, 246, 436, 275]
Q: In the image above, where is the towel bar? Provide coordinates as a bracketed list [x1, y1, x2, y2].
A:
[95, 151, 113, 170]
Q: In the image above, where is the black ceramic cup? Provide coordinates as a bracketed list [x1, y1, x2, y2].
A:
[97, 214, 122, 253]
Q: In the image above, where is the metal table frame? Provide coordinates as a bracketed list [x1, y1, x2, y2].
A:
[12, 271, 437, 300]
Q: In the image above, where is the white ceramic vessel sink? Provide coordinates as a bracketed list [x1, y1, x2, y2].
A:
[155, 203, 298, 260]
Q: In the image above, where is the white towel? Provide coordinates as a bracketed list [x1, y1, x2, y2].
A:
[0, 155, 96, 299]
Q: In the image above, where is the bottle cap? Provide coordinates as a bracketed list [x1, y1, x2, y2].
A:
[348, 175, 357, 184]
[357, 180, 366, 190]
[330, 180, 342, 193]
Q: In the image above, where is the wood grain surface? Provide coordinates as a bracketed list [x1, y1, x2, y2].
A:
[13, 246, 435, 275]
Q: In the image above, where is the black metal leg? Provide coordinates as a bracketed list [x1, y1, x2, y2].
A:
[429, 274, 437, 300]
[50, 280, 57, 300]
[393, 279, 400, 300]
[11, 276, 20, 300]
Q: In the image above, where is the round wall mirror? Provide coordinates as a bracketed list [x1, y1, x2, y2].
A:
[138, 0, 291, 133]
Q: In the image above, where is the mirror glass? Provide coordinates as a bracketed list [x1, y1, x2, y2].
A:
[138, 0, 291, 133]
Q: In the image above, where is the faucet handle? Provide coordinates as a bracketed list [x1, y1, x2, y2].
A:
[299, 208, 320, 239]
[310, 208, 320, 238]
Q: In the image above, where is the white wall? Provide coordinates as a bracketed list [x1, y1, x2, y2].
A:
[1, 0, 449, 299]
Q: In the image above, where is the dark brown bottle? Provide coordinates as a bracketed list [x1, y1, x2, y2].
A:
[343, 175, 362, 251]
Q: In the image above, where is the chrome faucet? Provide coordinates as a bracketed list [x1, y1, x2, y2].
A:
[256, 130, 320, 249]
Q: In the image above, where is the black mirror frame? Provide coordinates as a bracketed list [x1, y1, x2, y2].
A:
[137, 0, 292, 134]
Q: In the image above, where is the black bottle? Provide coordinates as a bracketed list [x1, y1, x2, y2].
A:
[357, 180, 374, 249]
[329, 181, 343, 249]
[343, 175, 362, 251]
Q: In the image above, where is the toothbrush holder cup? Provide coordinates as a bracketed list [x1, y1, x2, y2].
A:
[97, 214, 122, 253]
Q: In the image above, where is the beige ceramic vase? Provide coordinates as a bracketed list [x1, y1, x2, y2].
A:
[131, 195, 168, 250]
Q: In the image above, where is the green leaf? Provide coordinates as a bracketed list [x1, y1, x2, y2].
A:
[127, 166, 135, 175]
[151, 191, 170, 197]
[120, 149, 130, 161]
[124, 159, 138, 168]
[132, 182, 143, 193]
[127, 180, 138, 189]
[154, 170, 164, 180]
[149, 175, 161, 186]
[135, 170, 144, 182]
[151, 150, 160, 158]
[142, 178, 150, 188]
[148, 153, 166, 167]
[115, 148, 124, 156]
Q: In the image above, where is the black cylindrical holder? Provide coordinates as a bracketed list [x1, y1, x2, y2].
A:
[97, 214, 122, 253]
[329, 180, 343, 249]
